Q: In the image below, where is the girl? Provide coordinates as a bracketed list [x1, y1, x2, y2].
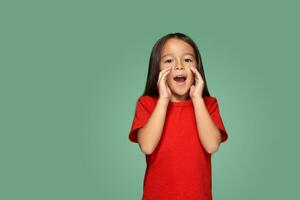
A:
[128, 32, 228, 200]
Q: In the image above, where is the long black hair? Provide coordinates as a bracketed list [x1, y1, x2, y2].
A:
[142, 32, 211, 98]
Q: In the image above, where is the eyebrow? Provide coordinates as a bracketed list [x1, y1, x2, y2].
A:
[161, 53, 195, 59]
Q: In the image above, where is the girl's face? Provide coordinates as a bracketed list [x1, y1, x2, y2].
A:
[159, 38, 196, 100]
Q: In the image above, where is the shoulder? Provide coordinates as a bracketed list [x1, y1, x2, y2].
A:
[136, 95, 157, 111]
[204, 96, 217, 104]
[204, 96, 220, 109]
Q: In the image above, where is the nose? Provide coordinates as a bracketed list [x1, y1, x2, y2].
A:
[175, 65, 184, 70]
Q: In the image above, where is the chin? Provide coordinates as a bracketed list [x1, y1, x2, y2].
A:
[168, 79, 193, 98]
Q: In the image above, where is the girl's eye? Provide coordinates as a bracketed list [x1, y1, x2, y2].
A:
[185, 58, 192, 62]
[165, 59, 172, 63]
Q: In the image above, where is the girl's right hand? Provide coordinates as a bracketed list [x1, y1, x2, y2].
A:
[157, 66, 172, 100]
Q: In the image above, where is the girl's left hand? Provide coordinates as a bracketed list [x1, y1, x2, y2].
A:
[189, 65, 204, 100]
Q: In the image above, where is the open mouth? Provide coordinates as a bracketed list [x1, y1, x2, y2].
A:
[173, 75, 187, 85]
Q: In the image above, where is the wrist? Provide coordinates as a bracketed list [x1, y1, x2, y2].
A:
[191, 96, 204, 103]
[158, 97, 170, 105]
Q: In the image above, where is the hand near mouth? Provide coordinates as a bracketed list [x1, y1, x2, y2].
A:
[157, 66, 172, 100]
[189, 65, 204, 100]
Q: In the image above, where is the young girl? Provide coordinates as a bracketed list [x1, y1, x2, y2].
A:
[128, 32, 228, 200]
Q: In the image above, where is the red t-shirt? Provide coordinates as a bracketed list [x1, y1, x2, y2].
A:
[129, 95, 228, 200]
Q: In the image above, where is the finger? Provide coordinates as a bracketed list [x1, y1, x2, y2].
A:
[158, 67, 171, 82]
[158, 66, 171, 81]
[189, 65, 197, 78]
[159, 68, 171, 84]
[189, 65, 202, 80]
[158, 67, 171, 83]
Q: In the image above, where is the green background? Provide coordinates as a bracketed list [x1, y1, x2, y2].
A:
[1, 0, 299, 199]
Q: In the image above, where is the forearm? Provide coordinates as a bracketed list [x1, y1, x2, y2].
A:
[192, 97, 222, 154]
[137, 98, 169, 155]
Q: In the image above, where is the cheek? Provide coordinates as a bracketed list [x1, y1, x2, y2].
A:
[188, 72, 195, 80]
[166, 75, 173, 83]
[188, 73, 195, 85]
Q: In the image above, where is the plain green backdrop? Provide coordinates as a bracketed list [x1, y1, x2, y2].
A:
[1, 0, 299, 199]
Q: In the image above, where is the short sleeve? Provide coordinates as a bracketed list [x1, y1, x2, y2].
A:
[206, 97, 228, 143]
[128, 96, 154, 143]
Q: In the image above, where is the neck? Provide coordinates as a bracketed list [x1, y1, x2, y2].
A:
[170, 93, 189, 102]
